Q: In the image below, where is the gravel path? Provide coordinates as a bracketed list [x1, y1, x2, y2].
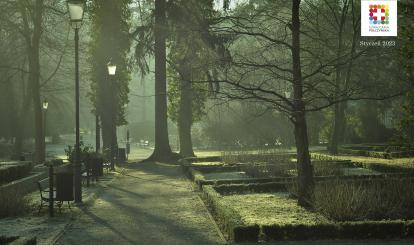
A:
[56, 161, 225, 245]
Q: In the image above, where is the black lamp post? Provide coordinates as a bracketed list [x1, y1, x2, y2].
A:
[67, 0, 85, 203]
[42, 99, 48, 158]
[107, 61, 117, 171]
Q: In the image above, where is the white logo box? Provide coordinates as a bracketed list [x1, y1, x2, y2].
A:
[361, 0, 397, 36]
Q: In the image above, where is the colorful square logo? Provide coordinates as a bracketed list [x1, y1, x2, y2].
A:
[369, 4, 389, 25]
[361, 0, 397, 36]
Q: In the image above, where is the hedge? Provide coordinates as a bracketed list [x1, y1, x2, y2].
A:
[311, 153, 414, 173]
[182, 156, 222, 163]
[201, 185, 260, 242]
[214, 182, 287, 195]
[0, 236, 19, 244]
[0, 162, 33, 185]
[262, 220, 414, 241]
[263, 223, 339, 241]
[339, 148, 414, 159]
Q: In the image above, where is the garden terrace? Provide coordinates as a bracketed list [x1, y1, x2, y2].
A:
[339, 144, 414, 159]
[199, 178, 414, 242]
[182, 154, 414, 242]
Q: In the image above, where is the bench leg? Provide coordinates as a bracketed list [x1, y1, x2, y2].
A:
[57, 201, 63, 213]
[38, 201, 43, 215]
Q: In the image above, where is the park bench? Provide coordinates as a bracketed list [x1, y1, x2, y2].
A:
[103, 161, 111, 172]
[37, 178, 70, 214]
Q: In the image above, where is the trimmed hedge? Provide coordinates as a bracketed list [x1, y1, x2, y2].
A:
[8, 236, 37, 245]
[0, 236, 19, 244]
[311, 153, 414, 173]
[222, 152, 296, 165]
[0, 162, 33, 185]
[339, 221, 405, 239]
[263, 223, 339, 241]
[182, 156, 222, 163]
[214, 182, 287, 195]
[200, 181, 414, 242]
[407, 221, 414, 237]
[339, 148, 414, 159]
[263, 220, 412, 241]
[202, 185, 260, 242]
[233, 225, 260, 243]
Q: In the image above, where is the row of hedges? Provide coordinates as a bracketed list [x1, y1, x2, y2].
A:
[339, 148, 414, 159]
[221, 152, 296, 165]
[0, 236, 36, 245]
[341, 144, 413, 152]
[214, 182, 287, 195]
[313, 178, 414, 221]
[0, 142, 13, 158]
[311, 152, 414, 173]
[181, 156, 222, 163]
[201, 183, 414, 242]
[201, 185, 260, 242]
[0, 162, 33, 185]
[263, 221, 414, 241]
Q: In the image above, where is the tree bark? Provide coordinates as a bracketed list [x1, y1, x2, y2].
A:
[96, 114, 101, 153]
[23, 0, 44, 164]
[329, 1, 353, 154]
[101, 82, 118, 156]
[178, 71, 195, 157]
[330, 102, 346, 154]
[291, 0, 313, 207]
[146, 0, 175, 162]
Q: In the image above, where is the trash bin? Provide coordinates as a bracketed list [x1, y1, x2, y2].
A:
[91, 157, 104, 177]
[117, 148, 126, 163]
[55, 171, 74, 202]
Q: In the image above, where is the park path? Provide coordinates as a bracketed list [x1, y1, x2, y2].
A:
[56, 161, 225, 245]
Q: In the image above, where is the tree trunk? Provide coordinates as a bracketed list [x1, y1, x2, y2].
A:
[291, 0, 313, 207]
[101, 114, 111, 152]
[96, 114, 101, 153]
[329, 1, 351, 155]
[101, 84, 118, 156]
[146, 0, 175, 162]
[26, 0, 44, 164]
[330, 102, 346, 154]
[178, 71, 195, 157]
[14, 87, 31, 160]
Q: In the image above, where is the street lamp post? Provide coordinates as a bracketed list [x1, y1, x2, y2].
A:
[96, 114, 100, 153]
[67, 0, 85, 203]
[42, 99, 48, 158]
[107, 61, 117, 171]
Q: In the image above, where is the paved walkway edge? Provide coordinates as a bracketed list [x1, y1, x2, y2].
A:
[50, 174, 118, 245]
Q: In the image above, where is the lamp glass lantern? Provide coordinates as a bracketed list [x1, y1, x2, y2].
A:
[67, 0, 85, 29]
[42, 100, 49, 110]
[284, 91, 291, 99]
[107, 62, 117, 76]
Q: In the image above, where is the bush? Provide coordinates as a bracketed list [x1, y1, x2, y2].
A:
[0, 236, 19, 244]
[263, 223, 339, 241]
[64, 141, 94, 163]
[339, 220, 405, 239]
[407, 220, 414, 237]
[0, 142, 13, 158]
[214, 182, 287, 195]
[313, 178, 414, 221]
[202, 185, 260, 242]
[0, 163, 33, 185]
[263, 221, 409, 241]
[0, 186, 31, 218]
[233, 225, 260, 242]
[221, 150, 295, 165]
[241, 160, 345, 178]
